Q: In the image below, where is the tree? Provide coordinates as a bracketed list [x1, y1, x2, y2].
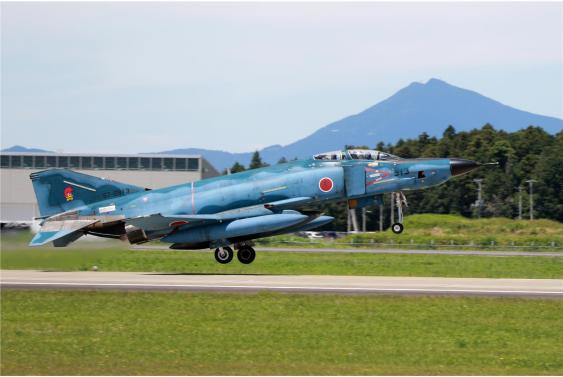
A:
[443, 125, 456, 139]
[249, 151, 268, 169]
[230, 162, 246, 173]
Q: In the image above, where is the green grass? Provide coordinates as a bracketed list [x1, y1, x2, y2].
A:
[259, 214, 563, 250]
[1, 244, 562, 279]
[2, 290, 562, 375]
[2, 213, 562, 279]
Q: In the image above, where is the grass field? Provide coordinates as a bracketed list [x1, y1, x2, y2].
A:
[259, 214, 563, 250]
[2, 214, 561, 278]
[1, 244, 562, 279]
[2, 289, 562, 375]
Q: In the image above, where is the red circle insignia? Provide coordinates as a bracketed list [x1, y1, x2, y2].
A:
[319, 177, 334, 192]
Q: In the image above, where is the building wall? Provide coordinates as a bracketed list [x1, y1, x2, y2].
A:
[1, 168, 207, 222]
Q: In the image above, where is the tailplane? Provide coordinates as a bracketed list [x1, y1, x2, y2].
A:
[30, 169, 147, 218]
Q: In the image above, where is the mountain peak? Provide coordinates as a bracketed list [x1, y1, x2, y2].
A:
[1, 145, 53, 153]
[425, 78, 449, 86]
[402, 78, 450, 90]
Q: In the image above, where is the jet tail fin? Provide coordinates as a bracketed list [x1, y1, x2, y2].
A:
[30, 169, 147, 218]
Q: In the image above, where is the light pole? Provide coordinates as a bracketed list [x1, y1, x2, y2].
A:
[473, 179, 483, 219]
[525, 179, 537, 220]
[517, 186, 523, 220]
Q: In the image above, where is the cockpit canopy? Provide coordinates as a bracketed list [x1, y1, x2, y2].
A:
[313, 149, 400, 161]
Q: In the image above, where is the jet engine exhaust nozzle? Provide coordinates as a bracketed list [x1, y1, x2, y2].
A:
[450, 159, 480, 176]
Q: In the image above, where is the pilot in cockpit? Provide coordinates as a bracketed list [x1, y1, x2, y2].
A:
[313, 149, 399, 161]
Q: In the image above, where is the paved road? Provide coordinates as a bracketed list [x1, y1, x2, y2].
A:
[2, 270, 562, 297]
[133, 245, 563, 257]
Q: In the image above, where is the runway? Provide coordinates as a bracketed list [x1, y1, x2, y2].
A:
[133, 245, 563, 257]
[2, 270, 562, 297]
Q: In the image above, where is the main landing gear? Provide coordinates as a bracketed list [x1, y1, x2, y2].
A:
[391, 192, 408, 234]
[214, 244, 256, 264]
[214, 246, 234, 264]
[237, 245, 256, 264]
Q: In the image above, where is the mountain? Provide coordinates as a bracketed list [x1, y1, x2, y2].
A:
[1, 145, 53, 153]
[160, 78, 563, 171]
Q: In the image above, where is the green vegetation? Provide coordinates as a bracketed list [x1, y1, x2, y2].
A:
[2, 290, 562, 375]
[386, 126, 563, 220]
[1, 240, 561, 279]
[259, 214, 563, 251]
[226, 126, 563, 228]
[2, 214, 560, 278]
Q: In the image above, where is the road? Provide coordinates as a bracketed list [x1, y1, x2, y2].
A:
[2, 270, 562, 297]
[133, 245, 563, 257]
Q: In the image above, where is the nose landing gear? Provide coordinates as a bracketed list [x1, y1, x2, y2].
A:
[391, 192, 408, 234]
[391, 223, 404, 234]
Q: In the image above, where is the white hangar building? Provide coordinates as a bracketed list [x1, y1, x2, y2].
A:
[0, 152, 219, 224]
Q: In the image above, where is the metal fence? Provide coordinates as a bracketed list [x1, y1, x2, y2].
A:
[258, 238, 562, 251]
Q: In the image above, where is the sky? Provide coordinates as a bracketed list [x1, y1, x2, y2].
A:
[1, 2, 562, 154]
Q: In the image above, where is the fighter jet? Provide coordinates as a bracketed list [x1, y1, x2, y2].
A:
[29, 149, 482, 264]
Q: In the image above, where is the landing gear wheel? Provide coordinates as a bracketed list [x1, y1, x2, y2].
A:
[214, 246, 234, 264]
[391, 223, 404, 234]
[237, 246, 256, 264]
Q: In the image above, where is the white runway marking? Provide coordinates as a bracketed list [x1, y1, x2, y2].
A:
[4, 281, 563, 296]
[2, 270, 562, 297]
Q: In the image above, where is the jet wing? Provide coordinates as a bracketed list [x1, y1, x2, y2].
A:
[126, 214, 222, 232]
[126, 197, 314, 233]
[29, 219, 99, 247]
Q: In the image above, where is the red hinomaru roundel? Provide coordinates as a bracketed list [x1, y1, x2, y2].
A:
[318, 177, 334, 192]
[64, 186, 74, 202]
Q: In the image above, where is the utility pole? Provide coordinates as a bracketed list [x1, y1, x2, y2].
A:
[525, 179, 537, 220]
[518, 186, 522, 220]
[379, 204, 383, 232]
[362, 208, 367, 232]
[473, 179, 483, 219]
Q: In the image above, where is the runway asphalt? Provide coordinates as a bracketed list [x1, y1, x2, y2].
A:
[133, 245, 563, 257]
[2, 270, 562, 297]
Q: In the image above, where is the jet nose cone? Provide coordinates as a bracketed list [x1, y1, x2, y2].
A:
[450, 159, 480, 176]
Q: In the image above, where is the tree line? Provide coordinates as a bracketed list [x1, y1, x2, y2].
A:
[224, 124, 562, 229]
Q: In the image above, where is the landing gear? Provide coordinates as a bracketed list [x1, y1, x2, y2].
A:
[214, 246, 234, 264]
[391, 192, 408, 234]
[391, 223, 404, 234]
[237, 245, 256, 264]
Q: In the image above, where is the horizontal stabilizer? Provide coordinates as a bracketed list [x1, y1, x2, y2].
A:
[29, 219, 99, 247]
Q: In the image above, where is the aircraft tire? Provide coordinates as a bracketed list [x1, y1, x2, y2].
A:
[215, 247, 234, 264]
[391, 223, 404, 234]
[237, 246, 256, 264]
